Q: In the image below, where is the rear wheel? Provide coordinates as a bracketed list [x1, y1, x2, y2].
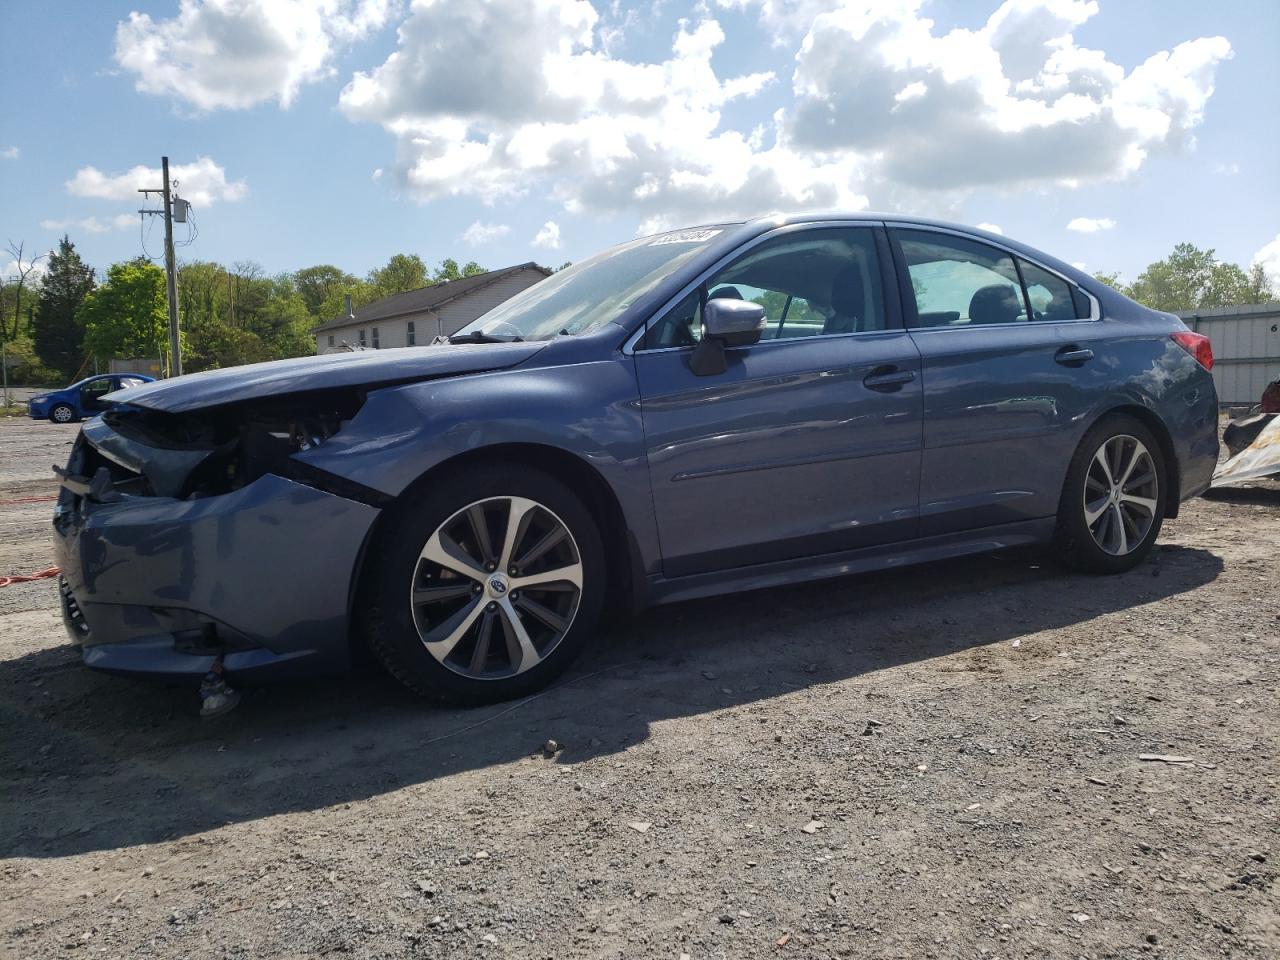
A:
[361, 464, 605, 704]
[50, 403, 77, 424]
[1054, 414, 1166, 573]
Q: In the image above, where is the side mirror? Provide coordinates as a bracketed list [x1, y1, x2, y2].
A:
[689, 298, 766, 376]
[703, 298, 766, 346]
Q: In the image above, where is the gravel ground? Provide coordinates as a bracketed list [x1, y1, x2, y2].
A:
[1, 414, 1277, 959]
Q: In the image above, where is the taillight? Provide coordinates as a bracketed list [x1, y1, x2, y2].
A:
[1171, 331, 1213, 370]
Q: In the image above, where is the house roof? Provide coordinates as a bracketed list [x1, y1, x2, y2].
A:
[312, 262, 552, 333]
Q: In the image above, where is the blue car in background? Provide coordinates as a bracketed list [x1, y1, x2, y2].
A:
[51, 213, 1219, 706]
[28, 373, 155, 424]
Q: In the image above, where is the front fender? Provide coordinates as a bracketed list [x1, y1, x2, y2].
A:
[294, 358, 662, 574]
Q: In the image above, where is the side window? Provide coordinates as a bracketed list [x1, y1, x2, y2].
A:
[642, 228, 886, 349]
[116, 377, 144, 389]
[407, 321, 416, 346]
[897, 231, 1026, 328]
[1019, 258, 1090, 321]
[81, 378, 112, 397]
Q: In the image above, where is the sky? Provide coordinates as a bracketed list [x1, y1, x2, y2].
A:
[2, 0, 1278, 287]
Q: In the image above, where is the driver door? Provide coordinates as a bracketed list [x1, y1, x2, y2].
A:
[78, 377, 115, 416]
[632, 224, 923, 578]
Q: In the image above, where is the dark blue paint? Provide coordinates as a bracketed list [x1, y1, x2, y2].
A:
[52, 213, 1220, 682]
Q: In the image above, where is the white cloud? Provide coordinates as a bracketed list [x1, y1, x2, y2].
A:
[1, 146, 18, 160]
[40, 214, 137, 234]
[976, 222, 1003, 234]
[340, 2, 865, 230]
[341, 0, 1229, 231]
[114, 0, 398, 110]
[1214, 161, 1239, 176]
[461, 220, 512, 245]
[1253, 233, 1280, 285]
[2, 257, 47, 279]
[1066, 216, 1116, 232]
[532, 220, 562, 249]
[786, 0, 1230, 191]
[66, 156, 247, 207]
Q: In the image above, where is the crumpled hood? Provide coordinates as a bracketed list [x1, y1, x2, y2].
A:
[103, 341, 547, 413]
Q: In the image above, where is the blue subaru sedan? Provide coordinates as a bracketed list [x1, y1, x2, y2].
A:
[52, 214, 1218, 704]
[28, 373, 155, 424]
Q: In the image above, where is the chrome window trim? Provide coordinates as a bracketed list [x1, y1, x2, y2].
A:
[624, 220, 890, 356]
[886, 221, 1101, 323]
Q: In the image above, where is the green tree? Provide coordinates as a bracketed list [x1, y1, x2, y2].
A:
[1244, 262, 1277, 304]
[32, 236, 95, 377]
[432, 258, 486, 282]
[314, 278, 379, 326]
[80, 259, 169, 368]
[1092, 271, 1126, 293]
[369, 253, 428, 296]
[294, 264, 358, 317]
[1123, 243, 1275, 312]
[3, 240, 46, 341]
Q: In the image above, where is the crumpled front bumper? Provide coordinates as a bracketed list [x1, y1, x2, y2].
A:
[53, 466, 380, 680]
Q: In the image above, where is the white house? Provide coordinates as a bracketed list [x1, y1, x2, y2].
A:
[313, 262, 552, 353]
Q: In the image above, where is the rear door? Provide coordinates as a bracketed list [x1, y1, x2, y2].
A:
[888, 226, 1102, 536]
[633, 223, 923, 578]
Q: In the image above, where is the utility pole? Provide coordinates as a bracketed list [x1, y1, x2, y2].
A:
[139, 156, 184, 377]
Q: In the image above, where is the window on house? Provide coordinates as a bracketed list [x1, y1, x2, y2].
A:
[407, 321, 416, 346]
[371, 327, 380, 349]
[327, 335, 334, 347]
[358, 329, 367, 346]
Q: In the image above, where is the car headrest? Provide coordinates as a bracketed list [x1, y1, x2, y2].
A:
[968, 284, 1023, 325]
[825, 266, 866, 334]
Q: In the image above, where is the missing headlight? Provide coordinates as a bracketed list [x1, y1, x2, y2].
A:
[100, 388, 368, 499]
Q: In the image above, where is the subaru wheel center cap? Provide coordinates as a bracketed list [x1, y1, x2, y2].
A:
[487, 575, 509, 598]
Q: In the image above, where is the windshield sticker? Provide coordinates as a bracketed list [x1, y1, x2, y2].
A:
[649, 228, 723, 246]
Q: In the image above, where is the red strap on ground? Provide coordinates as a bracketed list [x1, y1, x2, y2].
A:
[0, 566, 61, 588]
[0, 495, 58, 505]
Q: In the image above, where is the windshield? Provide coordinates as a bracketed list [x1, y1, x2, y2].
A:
[455, 226, 729, 341]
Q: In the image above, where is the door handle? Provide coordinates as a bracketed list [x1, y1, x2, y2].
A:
[1055, 346, 1094, 366]
[863, 366, 916, 391]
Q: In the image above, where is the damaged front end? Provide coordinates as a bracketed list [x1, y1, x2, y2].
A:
[52, 389, 385, 680]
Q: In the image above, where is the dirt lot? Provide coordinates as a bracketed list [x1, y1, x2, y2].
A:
[1, 414, 1277, 959]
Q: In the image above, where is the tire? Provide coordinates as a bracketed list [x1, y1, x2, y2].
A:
[50, 403, 78, 424]
[1054, 413, 1167, 574]
[360, 463, 606, 705]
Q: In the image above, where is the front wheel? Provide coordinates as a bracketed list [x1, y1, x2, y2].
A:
[49, 403, 78, 424]
[1054, 414, 1167, 574]
[361, 464, 605, 705]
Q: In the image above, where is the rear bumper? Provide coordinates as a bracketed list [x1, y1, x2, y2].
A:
[1171, 368, 1220, 503]
[53, 471, 380, 681]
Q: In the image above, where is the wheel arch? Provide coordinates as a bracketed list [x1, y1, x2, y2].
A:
[1085, 403, 1182, 518]
[347, 441, 640, 662]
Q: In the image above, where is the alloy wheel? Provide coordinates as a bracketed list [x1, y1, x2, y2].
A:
[409, 496, 583, 679]
[1083, 434, 1158, 556]
[51, 406, 73, 423]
